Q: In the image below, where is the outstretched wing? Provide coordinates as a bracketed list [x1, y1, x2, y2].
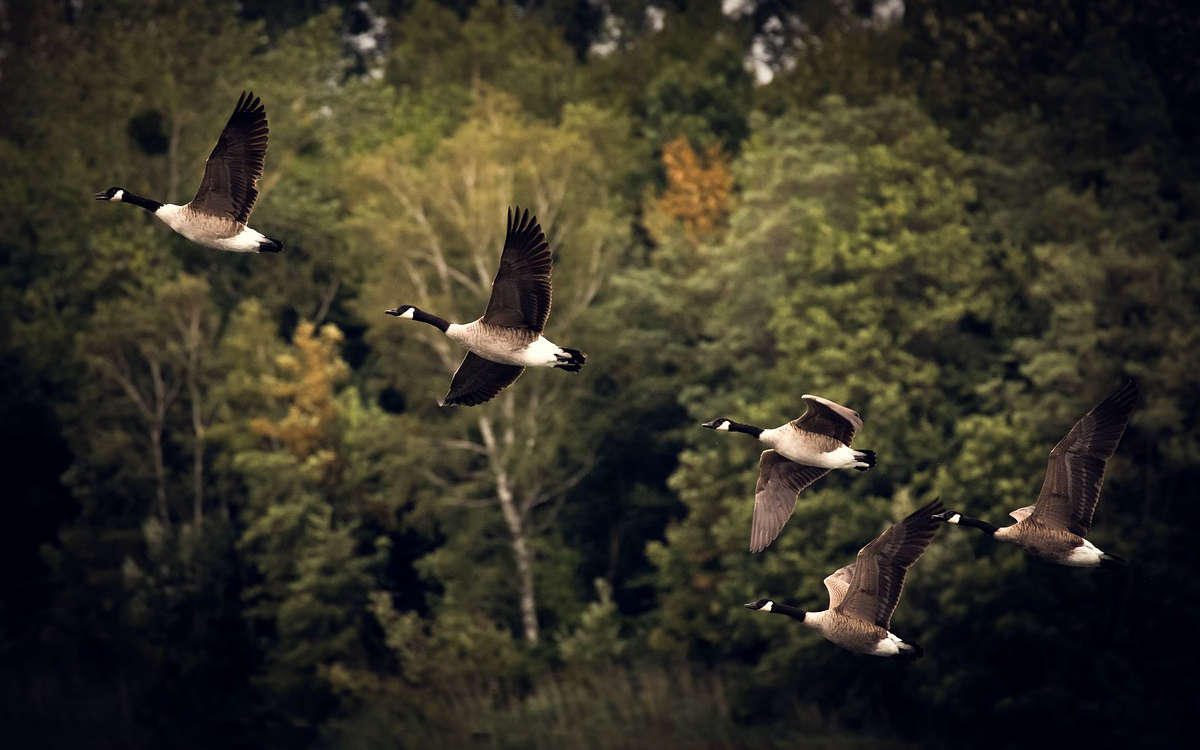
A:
[439, 353, 524, 407]
[190, 91, 269, 223]
[750, 450, 830, 553]
[791, 394, 863, 445]
[823, 564, 856, 609]
[1030, 380, 1138, 536]
[836, 498, 944, 629]
[482, 207, 553, 332]
[1008, 505, 1035, 522]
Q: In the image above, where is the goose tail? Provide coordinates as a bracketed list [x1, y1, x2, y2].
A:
[853, 449, 877, 471]
[1100, 552, 1127, 568]
[258, 236, 284, 253]
[554, 347, 587, 373]
[895, 640, 923, 660]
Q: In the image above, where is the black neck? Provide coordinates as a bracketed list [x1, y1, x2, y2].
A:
[123, 191, 163, 213]
[954, 514, 998, 536]
[772, 603, 806, 622]
[728, 421, 764, 438]
[413, 309, 450, 332]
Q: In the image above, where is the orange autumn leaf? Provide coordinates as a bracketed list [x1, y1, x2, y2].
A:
[250, 321, 349, 465]
[656, 136, 732, 240]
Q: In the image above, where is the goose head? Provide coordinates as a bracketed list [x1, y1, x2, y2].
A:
[744, 598, 774, 612]
[931, 511, 962, 525]
[701, 418, 732, 431]
[95, 186, 125, 201]
[384, 304, 417, 320]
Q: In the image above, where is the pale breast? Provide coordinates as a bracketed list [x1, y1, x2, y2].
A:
[807, 610, 890, 655]
[171, 204, 243, 244]
[764, 424, 847, 465]
[448, 320, 540, 365]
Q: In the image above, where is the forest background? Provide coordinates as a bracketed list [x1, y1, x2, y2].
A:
[2, 1, 1198, 747]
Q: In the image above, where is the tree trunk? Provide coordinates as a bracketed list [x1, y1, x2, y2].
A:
[167, 114, 182, 204]
[191, 419, 204, 525]
[150, 425, 168, 524]
[187, 354, 204, 525]
[149, 358, 173, 524]
[479, 412, 540, 644]
[496, 471, 538, 644]
[511, 517, 539, 646]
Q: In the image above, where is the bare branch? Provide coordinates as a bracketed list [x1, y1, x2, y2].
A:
[436, 438, 489, 456]
[92, 355, 152, 420]
[521, 457, 595, 518]
[440, 495, 500, 510]
[312, 277, 340, 327]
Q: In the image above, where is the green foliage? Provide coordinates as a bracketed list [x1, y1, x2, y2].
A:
[388, 0, 583, 121]
[557, 578, 627, 666]
[231, 322, 396, 727]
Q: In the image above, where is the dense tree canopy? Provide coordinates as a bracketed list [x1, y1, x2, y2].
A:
[1, 1, 1197, 748]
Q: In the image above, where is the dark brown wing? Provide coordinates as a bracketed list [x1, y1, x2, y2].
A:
[1030, 379, 1139, 536]
[836, 498, 944, 629]
[439, 353, 524, 407]
[750, 450, 830, 553]
[791, 394, 863, 445]
[189, 91, 269, 223]
[481, 207, 552, 332]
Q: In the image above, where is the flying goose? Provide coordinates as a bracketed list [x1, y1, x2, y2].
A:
[386, 206, 586, 407]
[95, 91, 282, 253]
[701, 395, 877, 552]
[745, 498, 944, 659]
[935, 379, 1138, 567]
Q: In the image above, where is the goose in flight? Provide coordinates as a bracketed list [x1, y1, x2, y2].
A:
[95, 91, 282, 253]
[745, 498, 944, 658]
[935, 379, 1138, 567]
[386, 206, 586, 407]
[702, 395, 876, 552]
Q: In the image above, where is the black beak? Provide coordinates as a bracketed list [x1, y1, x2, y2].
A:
[743, 602, 757, 610]
[700, 419, 721, 429]
[94, 192, 109, 200]
[384, 308, 400, 316]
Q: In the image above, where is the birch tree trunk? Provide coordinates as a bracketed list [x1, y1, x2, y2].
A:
[348, 98, 626, 643]
[150, 423, 169, 524]
[189, 378, 205, 525]
[480, 410, 540, 643]
[498, 471, 539, 644]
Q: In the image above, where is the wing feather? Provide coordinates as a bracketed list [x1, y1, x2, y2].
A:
[823, 564, 856, 609]
[189, 91, 269, 223]
[439, 352, 524, 407]
[791, 394, 862, 445]
[1030, 380, 1138, 535]
[750, 451, 829, 553]
[1008, 505, 1036, 522]
[482, 207, 553, 332]
[835, 499, 944, 629]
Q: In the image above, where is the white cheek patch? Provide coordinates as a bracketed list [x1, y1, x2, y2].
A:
[716, 421, 731, 431]
[113, 189, 125, 201]
[762, 600, 774, 612]
[400, 307, 416, 319]
[947, 513, 961, 525]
